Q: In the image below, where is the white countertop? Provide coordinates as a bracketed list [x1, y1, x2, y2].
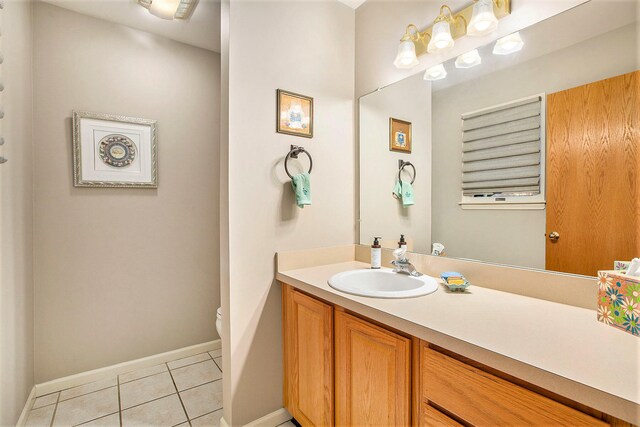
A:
[277, 261, 640, 424]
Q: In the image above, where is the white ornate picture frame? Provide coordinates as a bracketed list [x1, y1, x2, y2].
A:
[72, 111, 158, 188]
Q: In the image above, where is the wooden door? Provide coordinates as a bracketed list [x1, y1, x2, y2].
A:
[282, 284, 334, 427]
[335, 311, 411, 426]
[546, 71, 639, 276]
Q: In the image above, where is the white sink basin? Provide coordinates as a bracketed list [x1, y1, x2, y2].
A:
[328, 268, 439, 299]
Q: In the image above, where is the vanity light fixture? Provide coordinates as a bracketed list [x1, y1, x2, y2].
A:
[138, 0, 199, 20]
[392, 0, 510, 69]
[493, 32, 524, 55]
[427, 6, 466, 53]
[423, 64, 448, 81]
[467, 0, 500, 36]
[455, 49, 481, 68]
[393, 25, 422, 69]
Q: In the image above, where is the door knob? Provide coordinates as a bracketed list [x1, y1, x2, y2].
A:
[548, 231, 560, 242]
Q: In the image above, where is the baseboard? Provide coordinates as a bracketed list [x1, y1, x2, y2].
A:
[35, 340, 220, 397]
[16, 385, 36, 427]
[244, 408, 292, 427]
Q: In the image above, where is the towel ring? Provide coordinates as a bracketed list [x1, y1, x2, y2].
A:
[285, 145, 313, 179]
[398, 160, 416, 184]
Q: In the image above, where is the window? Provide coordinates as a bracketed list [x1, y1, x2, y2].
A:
[460, 94, 545, 210]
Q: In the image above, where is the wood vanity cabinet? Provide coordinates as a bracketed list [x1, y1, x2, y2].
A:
[334, 310, 411, 426]
[282, 284, 625, 427]
[282, 285, 334, 427]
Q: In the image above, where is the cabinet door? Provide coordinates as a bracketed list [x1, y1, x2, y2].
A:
[335, 311, 411, 426]
[282, 284, 334, 427]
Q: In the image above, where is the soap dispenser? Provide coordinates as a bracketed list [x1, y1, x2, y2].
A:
[398, 234, 407, 251]
[371, 237, 382, 269]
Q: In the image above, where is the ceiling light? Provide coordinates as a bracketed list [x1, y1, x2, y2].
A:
[455, 49, 481, 68]
[138, 0, 199, 20]
[423, 64, 447, 81]
[150, 0, 180, 19]
[493, 32, 524, 55]
[467, 0, 499, 36]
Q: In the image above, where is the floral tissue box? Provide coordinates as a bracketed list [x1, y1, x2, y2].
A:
[597, 270, 640, 337]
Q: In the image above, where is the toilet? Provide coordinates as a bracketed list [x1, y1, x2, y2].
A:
[216, 307, 222, 337]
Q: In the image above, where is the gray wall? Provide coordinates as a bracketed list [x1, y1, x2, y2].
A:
[0, 1, 34, 424]
[360, 73, 432, 254]
[432, 23, 639, 269]
[33, 3, 221, 382]
[224, 1, 355, 423]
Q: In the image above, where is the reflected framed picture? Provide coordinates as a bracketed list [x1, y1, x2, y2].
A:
[72, 111, 158, 188]
[389, 117, 412, 153]
[277, 89, 313, 138]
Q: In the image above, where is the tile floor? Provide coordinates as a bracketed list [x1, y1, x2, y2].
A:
[25, 349, 294, 427]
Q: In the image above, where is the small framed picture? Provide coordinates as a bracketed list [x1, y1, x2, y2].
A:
[389, 117, 412, 153]
[72, 111, 158, 188]
[277, 89, 313, 138]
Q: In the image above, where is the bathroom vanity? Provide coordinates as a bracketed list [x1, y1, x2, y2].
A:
[277, 246, 639, 426]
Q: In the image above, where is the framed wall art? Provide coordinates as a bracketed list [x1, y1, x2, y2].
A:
[72, 111, 158, 188]
[389, 117, 412, 153]
[277, 89, 313, 138]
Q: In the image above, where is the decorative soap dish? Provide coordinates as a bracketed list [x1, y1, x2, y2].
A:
[440, 272, 470, 292]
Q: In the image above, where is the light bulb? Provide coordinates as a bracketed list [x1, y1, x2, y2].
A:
[468, 0, 499, 36]
[393, 40, 419, 69]
[455, 49, 482, 68]
[423, 64, 447, 81]
[493, 32, 524, 55]
[428, 21, 454, 53]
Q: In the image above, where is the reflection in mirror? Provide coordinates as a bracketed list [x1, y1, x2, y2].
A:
[359, 1, 639, 277]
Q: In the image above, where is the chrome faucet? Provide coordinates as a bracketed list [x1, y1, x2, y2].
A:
[390, 247, 422, 277]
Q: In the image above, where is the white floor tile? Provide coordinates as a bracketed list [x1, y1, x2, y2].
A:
[32, 392, 59, 409]
[119, 371, 176, 409]
[179, 380, 223, 420]
[59, 377, 118, 401]
[208, 349, 222, 359]
[53, 387, 119, 426]
[213, 357, 222, 372]
[191, 409, 223, 426]
[171, 360, 222, 392]
[119, 364, 168, 384]
[78, 412, 121, 426]
[121, 394, 187, 426]
[167, 353, 210, 370]
[25, 405, 56, 427]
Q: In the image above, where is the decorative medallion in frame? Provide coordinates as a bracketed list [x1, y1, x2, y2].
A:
[72, 111, 158, 188]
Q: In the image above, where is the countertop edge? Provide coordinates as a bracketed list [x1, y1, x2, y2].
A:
[276, 269, 640, 425]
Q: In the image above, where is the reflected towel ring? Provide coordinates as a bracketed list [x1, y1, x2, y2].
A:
[285, 145, 313, 179]
[398, 160, 416, 184]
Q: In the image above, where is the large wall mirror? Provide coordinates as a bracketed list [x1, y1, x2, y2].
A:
[359, 1, 639, 277]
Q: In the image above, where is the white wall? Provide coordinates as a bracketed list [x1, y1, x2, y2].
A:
[32, 3, 221, 382]
[359, 73, 431, 253]
[0, 1, 35, 423]
[431, 22, 639, 269]
[223, 1, 355, 424]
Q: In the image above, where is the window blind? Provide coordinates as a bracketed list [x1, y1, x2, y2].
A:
[461, 95, 543, 197]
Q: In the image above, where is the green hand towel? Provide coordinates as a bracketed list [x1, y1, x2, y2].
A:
[392, 180, 414, 207]
[291, 172, 311, 208]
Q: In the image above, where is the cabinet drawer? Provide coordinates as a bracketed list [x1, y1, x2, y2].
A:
[421, 346, 608, 427]
[422, 403, 462, 427]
